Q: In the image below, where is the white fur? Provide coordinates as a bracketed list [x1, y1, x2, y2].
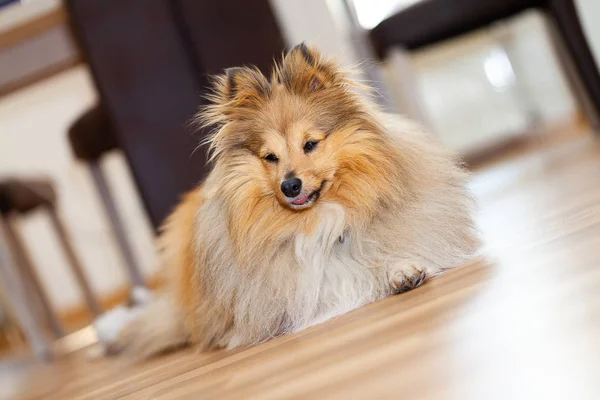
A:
[290, 203, 381, 330]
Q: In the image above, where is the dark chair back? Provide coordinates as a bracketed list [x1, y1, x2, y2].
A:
[66, 0, 286, 228]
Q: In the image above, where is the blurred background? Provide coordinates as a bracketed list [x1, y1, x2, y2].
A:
[0, 0, 599, 393]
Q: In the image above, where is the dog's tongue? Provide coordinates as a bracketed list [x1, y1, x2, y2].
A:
[292, 194, 310, 205]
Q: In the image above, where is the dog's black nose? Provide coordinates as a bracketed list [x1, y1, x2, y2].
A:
[281, 178, 302, 198]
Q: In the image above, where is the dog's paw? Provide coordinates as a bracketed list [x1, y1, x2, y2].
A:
[389, 265, 427, 294]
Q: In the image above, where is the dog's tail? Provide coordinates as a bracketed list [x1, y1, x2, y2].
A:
[113, 295, 190, 361]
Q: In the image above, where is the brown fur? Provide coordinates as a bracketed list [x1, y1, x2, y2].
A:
[116, 44, 480, 359]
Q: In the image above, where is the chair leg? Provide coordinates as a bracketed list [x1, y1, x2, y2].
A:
[46, 206, 101, 316]
[385, 47, 436, 133]
[89, 162, 145, 289]
[488, 22, 542, 131]
[545, 2, 600, 130]
[0, 215, 53, 361]
[1, 215, 65, 339]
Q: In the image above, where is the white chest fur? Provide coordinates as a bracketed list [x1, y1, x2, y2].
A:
[288, 203, 383, 331]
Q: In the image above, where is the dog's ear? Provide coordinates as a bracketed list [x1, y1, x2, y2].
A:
[204, 66, 271, 124]
[275, 43, 340, 95]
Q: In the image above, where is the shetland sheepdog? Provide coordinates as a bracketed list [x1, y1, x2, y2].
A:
[115, 44, 479, 359]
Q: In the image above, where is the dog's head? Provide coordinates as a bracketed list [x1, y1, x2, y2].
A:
[199, 44, 398, 216]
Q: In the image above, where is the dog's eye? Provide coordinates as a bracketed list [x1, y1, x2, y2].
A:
[264, 153, 278, 163]
[303, 141, 319, 153]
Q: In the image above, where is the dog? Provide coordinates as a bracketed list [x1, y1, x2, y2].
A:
[115, 44, 479, 359]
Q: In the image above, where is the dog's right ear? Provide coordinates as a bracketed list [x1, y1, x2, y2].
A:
[203, 66, 271, 125]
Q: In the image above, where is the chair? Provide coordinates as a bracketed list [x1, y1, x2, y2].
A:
[65, 0, 286, 228]
[67, 105, 146, 293]
[0, 178, 101, 359]
[368, 0, 600, 129]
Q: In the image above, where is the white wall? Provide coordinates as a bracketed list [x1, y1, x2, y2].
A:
[268, 0, 359, 67]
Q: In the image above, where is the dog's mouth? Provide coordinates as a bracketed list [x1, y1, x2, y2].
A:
[288, 181, 326, 210]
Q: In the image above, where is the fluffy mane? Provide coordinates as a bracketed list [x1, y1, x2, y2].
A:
[115, 44, 479, 360]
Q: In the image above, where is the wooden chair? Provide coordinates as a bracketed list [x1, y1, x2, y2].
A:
[65, 0, 286, 228]
[67, 105, 146, 291]
[0, 178, 100, 359]
[368, 0, 600, 129]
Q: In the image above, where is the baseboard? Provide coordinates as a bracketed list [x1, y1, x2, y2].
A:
[0, 2, 81, 98]
[0, 4, 67, 48]
[464, 112, 590, 169]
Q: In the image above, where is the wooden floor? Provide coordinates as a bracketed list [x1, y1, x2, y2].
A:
[7, 129, 600, 400]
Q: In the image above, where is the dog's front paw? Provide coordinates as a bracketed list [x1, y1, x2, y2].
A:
[389, 265, 427, 294]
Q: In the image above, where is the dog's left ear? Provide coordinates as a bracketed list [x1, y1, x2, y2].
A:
[275, 43, 340, 95]
[203, 66, 271, 125]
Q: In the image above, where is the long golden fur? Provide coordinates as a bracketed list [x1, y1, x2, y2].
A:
[116, 44, 480, 359]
